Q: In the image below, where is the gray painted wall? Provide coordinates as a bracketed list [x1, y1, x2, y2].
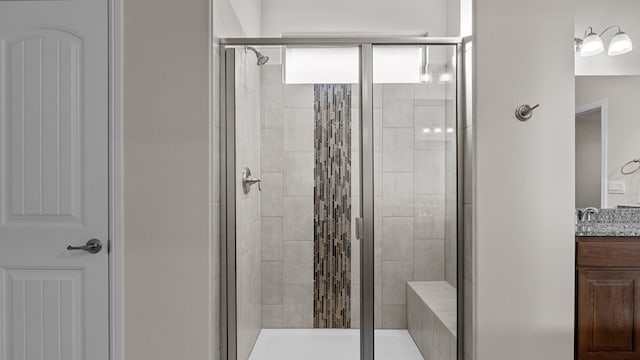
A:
[474, 0, 575, 358]
[124, 0, 211, 359]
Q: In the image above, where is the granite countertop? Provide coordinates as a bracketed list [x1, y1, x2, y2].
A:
[576, 224, 640, 237]
[576, 209, 640, 237]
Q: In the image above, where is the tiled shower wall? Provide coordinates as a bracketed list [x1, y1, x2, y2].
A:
[376, 82, 450, 328]
[260, 65, 361, 328]
[259, 63, 450, 329]
[259, 65, 320, 328]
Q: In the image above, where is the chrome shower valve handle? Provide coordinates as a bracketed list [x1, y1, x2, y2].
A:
[241, 167, 262, 194]
[246, 177, 262, 191]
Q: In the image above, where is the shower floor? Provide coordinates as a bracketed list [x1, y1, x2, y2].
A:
[248, 329, 424, 360]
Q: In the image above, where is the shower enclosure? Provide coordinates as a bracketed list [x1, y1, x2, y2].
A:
[220, 37, 466, 360]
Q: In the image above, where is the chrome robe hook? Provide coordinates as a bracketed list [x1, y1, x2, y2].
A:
[515, 104, 540, 121]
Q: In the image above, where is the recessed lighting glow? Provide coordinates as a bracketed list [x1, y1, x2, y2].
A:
[422, 128, 431, 133]
[434, 128, 443, 133]
[446, 127, 454, 133]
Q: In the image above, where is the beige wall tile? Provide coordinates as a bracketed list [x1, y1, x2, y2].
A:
[382, 217, 414, 261]
[261, 129, 283, 172]
[382, 305, 407, 328]
[261, 261, 283, 305]
[283, 284, 313, 328]
[261, 216, 283, 261]
[383, 128, 414, 172]
[283, 152, 314, 196]
[260, 173, 283, 217]
[382, 261, 413, 305]
[283, 241, 313, 285]
[282, 197, 313, 241]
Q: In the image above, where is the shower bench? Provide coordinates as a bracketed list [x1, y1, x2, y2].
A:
[406, 281, 457, 360]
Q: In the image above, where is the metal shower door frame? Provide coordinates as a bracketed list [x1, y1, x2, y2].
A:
[220, 36, 465, 360]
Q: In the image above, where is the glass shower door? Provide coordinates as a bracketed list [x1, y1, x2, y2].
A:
[221, 39, 464, 360]
[371, 44, 459, 360]
[224, 44, 363, 360]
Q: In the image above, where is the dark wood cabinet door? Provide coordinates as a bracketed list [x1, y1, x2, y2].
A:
[577, 270, 640, 360]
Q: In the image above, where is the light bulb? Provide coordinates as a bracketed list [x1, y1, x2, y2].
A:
[608, 31, 633, 56]
[580, 32, 604, 57]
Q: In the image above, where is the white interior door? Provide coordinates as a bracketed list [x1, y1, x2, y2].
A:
[0, 0, 109, 359]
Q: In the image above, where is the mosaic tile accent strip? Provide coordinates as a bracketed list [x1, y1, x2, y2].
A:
[313, 84, 352, 328]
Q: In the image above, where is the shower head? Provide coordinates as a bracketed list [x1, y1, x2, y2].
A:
[246, 46, 270, 66]
[257, 55, 269, 66]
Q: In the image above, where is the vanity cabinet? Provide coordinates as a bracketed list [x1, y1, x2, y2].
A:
[576, 237, 640, 360]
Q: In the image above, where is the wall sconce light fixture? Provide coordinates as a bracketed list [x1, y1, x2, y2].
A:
[575, 26, 633, 57]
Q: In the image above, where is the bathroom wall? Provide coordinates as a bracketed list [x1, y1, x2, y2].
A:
[576, 76, 640, 208]
[474, 0, 575, 358]
[575, 0, 640, 76]
[123, 0, 211, 359]
[212, 0, 263, 358]
[446, 0, 472, 37]
[227, 0, 261, 36]
[261, 0, 449, 37]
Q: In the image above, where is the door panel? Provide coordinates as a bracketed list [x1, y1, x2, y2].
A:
[372, 44, 458, 360]
[578, 270, 640, 360]
[5, 28, 83, 225]
[0, 1, 109, 359]
[4, 269, 83, 359]
[229, 45, 362, 360]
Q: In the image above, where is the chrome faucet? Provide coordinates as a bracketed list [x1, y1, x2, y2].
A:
[577, 207, 599, 222]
